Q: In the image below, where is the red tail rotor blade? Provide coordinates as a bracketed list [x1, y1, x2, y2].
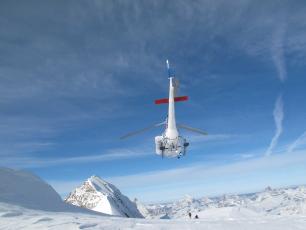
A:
[155, 98, 169, 104]
[174, 96, 188, 102]
[155, 96, 188, 104]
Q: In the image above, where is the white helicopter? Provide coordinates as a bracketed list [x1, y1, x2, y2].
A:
[121, 60, 207, 158]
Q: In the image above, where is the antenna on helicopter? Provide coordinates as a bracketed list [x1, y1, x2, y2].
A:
[166, 59, 175, 78]
[166, 59, 170, 74]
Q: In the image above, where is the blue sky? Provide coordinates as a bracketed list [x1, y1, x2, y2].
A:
[1, 0, 306, 202]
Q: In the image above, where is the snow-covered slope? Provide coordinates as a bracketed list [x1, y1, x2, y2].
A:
[144, 186, 306, 219]
[65, 175, 143, 218]
[1, 201, 306, 230]
[0, 167, 68, 211]
[0, 167, 100, 214]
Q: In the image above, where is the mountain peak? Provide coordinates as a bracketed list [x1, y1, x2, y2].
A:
[264, 186, 273, 192]
[65, 175, 143, 218]
[88, 175, 105, 183]
[178, 195, 194, 205]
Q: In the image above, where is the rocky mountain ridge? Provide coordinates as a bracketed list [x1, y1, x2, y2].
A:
[65, 175, 143, 218]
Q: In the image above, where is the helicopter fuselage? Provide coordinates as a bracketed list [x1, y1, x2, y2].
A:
[154, 77, 189, 158]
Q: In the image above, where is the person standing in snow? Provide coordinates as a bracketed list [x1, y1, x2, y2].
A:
[195, 214, 199, 219]
[188, 212, 192, 219]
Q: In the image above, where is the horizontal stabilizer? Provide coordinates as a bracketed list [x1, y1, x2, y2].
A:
[155, 96, 188, 104]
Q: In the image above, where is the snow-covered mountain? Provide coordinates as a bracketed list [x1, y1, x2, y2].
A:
[143, 186, 306, 219]
[65, 175, 143, 218]
[0, 167, 98, 214]
[0, 167, 62, 211]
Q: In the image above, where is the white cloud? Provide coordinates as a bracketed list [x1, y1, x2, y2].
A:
[266, 95, 284, 156]
[240, 153, 255, 159]
[0, 147, 150, 169]
[187, 134, 234, 143]
[287, 131, 306, 153]
[0, 132, 234, 168]
[109, 148, 306, 201]
[271, 24, 287, 82]
[109, 150, 296, 189]
[49, 147, 306, 202]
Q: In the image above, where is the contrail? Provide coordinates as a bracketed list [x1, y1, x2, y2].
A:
[287, 131, 306, 153]
[271, 25, 287, 83]
[265, 95, 284, 156]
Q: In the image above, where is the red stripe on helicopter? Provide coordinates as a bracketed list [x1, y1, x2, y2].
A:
[155, 96, 188, 104]
[174, 96, 188, 102]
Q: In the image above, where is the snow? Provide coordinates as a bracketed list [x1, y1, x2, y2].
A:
[143, 185, 306, 219]
[92, 193, 115, 215]
[0, 167, 103, 215]
[65, 175, 143, 218]
[0, 167, 66, 212]
[1, 167, 306, 229]
[1, 202, 306, 229]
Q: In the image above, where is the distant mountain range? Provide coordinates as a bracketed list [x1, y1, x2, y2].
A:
[140, 185, 306, 219]
[1, 167, 306, 229]
[64, 174, 306, 220]
[2, 166, 306, 221]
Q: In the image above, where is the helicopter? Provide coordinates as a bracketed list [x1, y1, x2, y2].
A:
[121, 60, 207, 158]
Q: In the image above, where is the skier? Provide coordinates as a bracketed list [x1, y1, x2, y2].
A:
[188, 212, 192, 219]
[195, 214, 199, 219]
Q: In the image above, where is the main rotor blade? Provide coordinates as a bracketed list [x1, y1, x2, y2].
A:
[120, 121, 166, 139]
[177, 124, 208, 135]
